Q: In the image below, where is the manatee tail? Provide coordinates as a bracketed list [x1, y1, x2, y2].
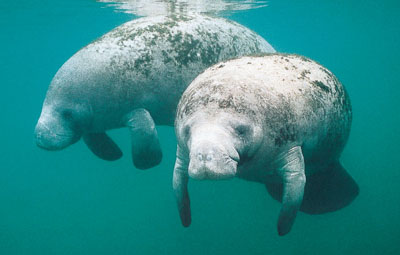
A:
[265, 161, 359, 214]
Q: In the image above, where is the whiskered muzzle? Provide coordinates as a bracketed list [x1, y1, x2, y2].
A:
[34, 121, 79, 150]
[188, 142, 239, 180]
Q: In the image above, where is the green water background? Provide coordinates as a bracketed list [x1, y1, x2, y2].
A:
[0, 0, 399, 254]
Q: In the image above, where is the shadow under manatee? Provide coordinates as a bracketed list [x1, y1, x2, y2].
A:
[266, 161, 359, 214]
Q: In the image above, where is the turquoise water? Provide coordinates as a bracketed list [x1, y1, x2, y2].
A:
[1, 0, 399, 254]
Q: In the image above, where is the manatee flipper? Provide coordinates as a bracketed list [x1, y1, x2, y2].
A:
[173, 146, 191, 227]
[266, 161, 359, 215]
[271, 146, 306, 236]
[83, 132, 123, 161]
[125, 109, 162, 170]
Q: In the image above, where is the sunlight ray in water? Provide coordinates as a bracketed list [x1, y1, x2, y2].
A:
[97, 0, 267, 16]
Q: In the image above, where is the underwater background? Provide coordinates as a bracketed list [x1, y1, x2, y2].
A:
[1, 0, 399, 254]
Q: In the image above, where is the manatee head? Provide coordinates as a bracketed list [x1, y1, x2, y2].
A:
[35, 87, 92, 151]
[176, 110, 263, 180]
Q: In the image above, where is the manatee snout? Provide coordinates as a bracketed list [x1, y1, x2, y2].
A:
[188, 140, 239, 180]
[35, 116, 80, 151]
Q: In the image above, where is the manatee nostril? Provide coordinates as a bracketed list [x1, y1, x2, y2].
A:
[36, 132, 43, 140]
[196, 152, 213, 162]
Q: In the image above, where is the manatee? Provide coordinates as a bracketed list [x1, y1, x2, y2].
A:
[173, 54, 359, 235]
[34, 14, 275, 169]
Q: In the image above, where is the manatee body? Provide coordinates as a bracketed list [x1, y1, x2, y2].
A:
[34, 14, 275, 169]
[173, 54, 359, 235]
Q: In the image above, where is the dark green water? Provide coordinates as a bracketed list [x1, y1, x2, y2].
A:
[1, 0, 399, 254]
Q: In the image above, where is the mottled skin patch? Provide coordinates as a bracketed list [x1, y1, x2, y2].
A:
[311, 80, 331, 93]
[176, 53, 352, 179]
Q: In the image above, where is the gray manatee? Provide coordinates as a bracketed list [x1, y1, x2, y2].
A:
[34, 14, 275, 169]
[173, 54, 359, 235]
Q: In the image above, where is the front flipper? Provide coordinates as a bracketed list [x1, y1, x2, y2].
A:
[124, 109, 162, 170]
[173, 146, 191, 227]
[266, 161, 359, 215]
[83, 132, 123, 161]
[272, 146, 306, 236]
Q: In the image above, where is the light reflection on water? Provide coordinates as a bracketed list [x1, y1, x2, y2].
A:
[97, 0, 267, 16]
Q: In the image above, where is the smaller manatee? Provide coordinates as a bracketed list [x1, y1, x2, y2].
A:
[34, 14, 275, 169]
[173, 54, 359, 235]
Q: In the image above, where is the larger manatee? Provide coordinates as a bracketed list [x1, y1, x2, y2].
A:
[34, 14, 275, 169]
[173, 54, 359, 235]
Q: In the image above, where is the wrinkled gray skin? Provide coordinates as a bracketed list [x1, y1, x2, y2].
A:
[173, 54, 357, 235]
[34, 14, 275, 169]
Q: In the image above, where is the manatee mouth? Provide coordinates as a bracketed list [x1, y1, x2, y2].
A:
[229, 154, 240, 164]
[35, 123, 79, 150]
[36, 135, 77, 151]
[187, 124, 241, 180]
[188, 150, 239, 180]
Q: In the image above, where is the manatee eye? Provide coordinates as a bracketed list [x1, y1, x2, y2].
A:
[234, 124, 251, 137]
[183, 125, 191, 138]
[61, 109, 74, 121]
